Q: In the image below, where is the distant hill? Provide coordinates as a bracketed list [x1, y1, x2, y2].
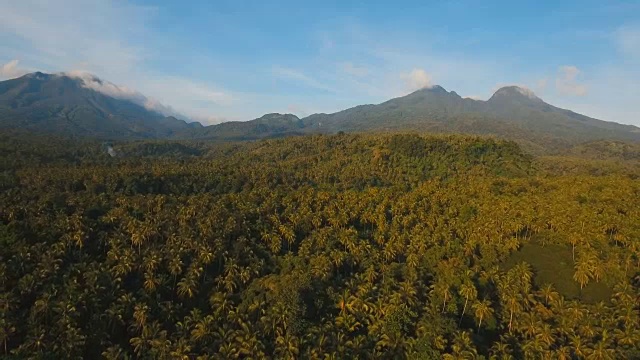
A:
[176, 113, 307, 141]
[0, 72, 202, 139]
[178, 85, 640, 150]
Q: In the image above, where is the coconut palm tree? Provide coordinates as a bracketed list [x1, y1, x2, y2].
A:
[459, 282, 478, 325]
[472, 299, 493, 331]
[537, 284, 559, 306]
[573, 261, 592, 290]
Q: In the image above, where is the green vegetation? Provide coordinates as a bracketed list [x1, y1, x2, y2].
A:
[0, 132, 639, 359]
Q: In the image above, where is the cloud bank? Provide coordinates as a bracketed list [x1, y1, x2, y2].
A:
[64, 71, 185, 118]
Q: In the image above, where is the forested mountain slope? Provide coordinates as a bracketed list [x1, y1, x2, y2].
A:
[1, 132, 638, 358]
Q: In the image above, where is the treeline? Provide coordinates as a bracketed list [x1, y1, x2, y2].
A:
[0, 133, 638, 359]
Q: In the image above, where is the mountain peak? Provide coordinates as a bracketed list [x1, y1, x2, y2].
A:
[404, 85, 455, 99]
[259, 113, 300, 122]
[25, 71, 52, 81]
[415, 85, 447, 93]
[492, 86, 539, 100]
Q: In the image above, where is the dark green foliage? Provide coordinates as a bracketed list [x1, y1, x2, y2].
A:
[389, 134, 428, 158]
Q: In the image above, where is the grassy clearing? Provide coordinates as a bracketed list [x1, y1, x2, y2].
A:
[503, 243, 612, 304]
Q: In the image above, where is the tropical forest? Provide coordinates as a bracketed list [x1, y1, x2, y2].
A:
[0, 129, 638, 359]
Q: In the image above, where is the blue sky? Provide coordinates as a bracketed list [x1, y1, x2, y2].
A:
[0, 0, 639, 125]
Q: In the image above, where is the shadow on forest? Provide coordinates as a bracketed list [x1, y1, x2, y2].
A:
[503, 243, 612, 304]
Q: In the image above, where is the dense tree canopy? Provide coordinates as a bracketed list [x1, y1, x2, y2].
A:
[0, 132, 638, 359]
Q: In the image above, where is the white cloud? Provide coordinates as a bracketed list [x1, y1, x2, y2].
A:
[63, 71, 187, 118]
[66, 71, 144, 102]
[341, 62, 369, 77]
[555, 65, 588, 96]
[0, 59, 28, 79]
[402, 68, 433, 92]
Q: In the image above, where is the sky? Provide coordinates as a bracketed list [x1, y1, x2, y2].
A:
[0, 0, 639, 126]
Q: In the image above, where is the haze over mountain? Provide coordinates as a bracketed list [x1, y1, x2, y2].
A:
[1, 72, 639, 149]
[0, 72, 201, 139]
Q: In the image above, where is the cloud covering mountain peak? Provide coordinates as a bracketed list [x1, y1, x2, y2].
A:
[62, 71, 186, 119]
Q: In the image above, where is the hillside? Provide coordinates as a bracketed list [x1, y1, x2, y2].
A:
[177, 113, 307, 141]
[0, 72, 202, 139]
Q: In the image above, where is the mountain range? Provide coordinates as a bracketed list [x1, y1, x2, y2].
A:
[1, 72, 639, 149]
